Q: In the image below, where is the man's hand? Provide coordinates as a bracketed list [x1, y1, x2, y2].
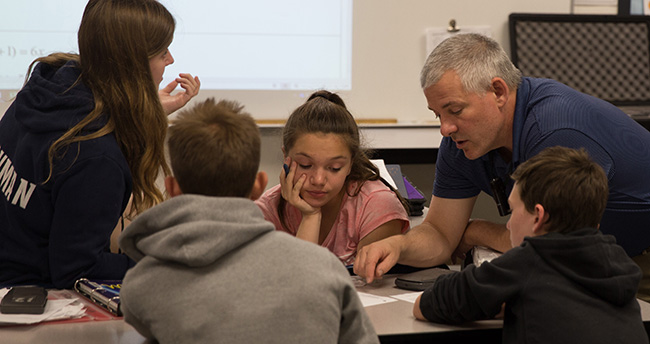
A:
[451, 243, 473, 265]
[159, 73, 201, 115]
[454, 219, 512, 259]
[354, 235, 403, 283]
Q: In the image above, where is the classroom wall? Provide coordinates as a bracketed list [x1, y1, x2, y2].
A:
[339, 0, 571, 123]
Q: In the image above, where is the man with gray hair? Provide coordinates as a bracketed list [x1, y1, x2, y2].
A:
[355, 33, 650, 301]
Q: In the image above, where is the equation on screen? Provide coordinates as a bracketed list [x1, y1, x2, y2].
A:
[0, 46, 47, 59]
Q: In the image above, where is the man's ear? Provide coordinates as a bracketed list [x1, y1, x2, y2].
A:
[164, 176, 183, 198]
[249, 171, 268, 200]
[490, 77, 510, 108]
[532, 204, 549, 235]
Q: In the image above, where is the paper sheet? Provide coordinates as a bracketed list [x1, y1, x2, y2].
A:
[424, 26, 491, 59]
[391, 292, 423, 304]
[356, 292, 398, 307]
[370, 159, 396, 189]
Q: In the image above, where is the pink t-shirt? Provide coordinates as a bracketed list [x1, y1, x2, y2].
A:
[255, 179, 410, 265]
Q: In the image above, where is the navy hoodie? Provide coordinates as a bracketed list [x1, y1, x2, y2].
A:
[0, 60, 134, 289]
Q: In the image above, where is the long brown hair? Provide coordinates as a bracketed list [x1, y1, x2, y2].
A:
[41, 0, 174, 217]
[277, 90, 408, 229]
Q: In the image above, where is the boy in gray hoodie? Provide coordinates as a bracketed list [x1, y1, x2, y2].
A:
[119, 98, 379, 344]
[414, 146, 648, 344]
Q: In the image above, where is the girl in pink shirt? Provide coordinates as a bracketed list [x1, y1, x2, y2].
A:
[255, 90, 410, 265]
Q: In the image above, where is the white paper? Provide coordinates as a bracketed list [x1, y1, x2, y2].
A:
[424, 26, 492, 60]
[370, 159, 396, 189]
[356, 292, 398, 307]
[473, 246, 502, 267]
[391, 292, 423, 304]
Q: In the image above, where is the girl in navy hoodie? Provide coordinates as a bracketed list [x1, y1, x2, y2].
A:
[0, 0, 199, 289]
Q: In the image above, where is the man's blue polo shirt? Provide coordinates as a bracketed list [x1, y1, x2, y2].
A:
[433, 77, 650, 256]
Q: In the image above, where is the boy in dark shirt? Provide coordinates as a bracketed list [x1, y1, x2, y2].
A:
[414, 146, 648, 344]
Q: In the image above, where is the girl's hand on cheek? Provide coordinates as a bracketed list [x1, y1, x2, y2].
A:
[280, 162, 319, 215]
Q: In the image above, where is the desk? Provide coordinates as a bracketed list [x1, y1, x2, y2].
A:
[358, 276, 503, 344]
[4, 277, 650, 344]
[361, 275, 650, 344]
[0, 317, 146, 344]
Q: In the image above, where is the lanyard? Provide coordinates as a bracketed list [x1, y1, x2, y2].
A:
[488, 151, 511, 216]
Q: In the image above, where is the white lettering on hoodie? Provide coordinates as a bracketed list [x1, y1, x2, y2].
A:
[0, 147, 36, 209]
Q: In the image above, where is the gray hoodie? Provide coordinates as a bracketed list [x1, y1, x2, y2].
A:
[119, 194, 378, 344]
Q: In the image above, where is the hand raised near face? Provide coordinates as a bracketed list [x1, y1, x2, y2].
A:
[159, 73, 201, 115]
[280, 160, 320, 216]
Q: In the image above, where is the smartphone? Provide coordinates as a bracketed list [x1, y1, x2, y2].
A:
[283, 163, 290, 175]
[0, 286, 48, 314]
[394, 268, 456, 291]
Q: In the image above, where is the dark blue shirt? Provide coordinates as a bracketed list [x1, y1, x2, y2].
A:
[434, 77, 650, 256]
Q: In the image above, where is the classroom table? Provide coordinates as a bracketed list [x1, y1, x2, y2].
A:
[357, 275, 504, 344]
[0, 315, 147, 344]
[3, 275, 650, 344]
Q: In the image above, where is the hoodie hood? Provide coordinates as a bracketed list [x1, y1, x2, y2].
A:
[13, 60, 97, 134]
[119, 195, 275, 267]
[525, 227, 641, 306]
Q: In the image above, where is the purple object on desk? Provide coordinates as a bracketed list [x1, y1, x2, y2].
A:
[403, 176, 425, 200]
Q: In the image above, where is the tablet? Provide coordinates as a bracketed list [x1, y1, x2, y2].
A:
[394, 267, 456, 291]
